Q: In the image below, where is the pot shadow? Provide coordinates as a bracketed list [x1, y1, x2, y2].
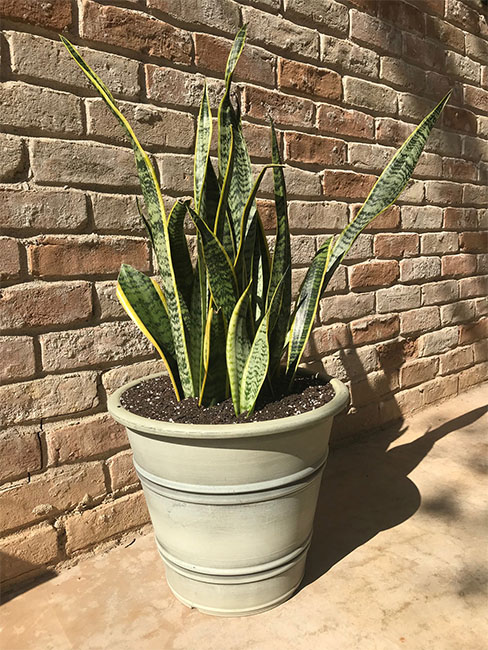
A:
[301, 405, 487, 588]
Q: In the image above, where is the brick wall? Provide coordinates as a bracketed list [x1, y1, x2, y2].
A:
[1, 0, 487, 589]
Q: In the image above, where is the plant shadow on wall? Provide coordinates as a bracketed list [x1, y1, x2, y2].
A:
[301, 400, 487, 589]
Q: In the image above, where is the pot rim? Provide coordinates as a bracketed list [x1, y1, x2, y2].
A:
[107, 370, 349, 440]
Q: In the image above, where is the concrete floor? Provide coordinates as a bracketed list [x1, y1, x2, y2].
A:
[1, 383, 487, 650]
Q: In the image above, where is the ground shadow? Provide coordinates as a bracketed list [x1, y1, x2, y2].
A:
[0, 553, 57, 605]
[301, 405, 487, 588]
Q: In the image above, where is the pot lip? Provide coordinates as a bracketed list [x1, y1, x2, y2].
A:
[107, 370, 349, 440]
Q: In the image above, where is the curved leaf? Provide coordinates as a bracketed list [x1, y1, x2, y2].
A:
[167, 200, 193, 306]
[226, 282, 252, 414]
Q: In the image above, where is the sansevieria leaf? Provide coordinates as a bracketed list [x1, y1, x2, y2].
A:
[61, 36, 194, 397]
[116, 264, 181, 398]
[226, 282, 252, 414]
[167, 200, 193, 307]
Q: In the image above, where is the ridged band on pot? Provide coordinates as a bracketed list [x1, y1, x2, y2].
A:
[139, 464, 324, 573]
[108, 372, 349, 493]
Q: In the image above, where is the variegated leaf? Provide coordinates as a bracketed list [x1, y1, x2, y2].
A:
[226, 282, 252, 414]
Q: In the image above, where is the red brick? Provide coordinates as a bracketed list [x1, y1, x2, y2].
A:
[377, 0, 425, 34]
[0, 426, 40, 483]
[375, 117, 413, 147]
[80, 1, 191, 64]
[443, 208, 478, 230]
[400, 358, 437, 389]
[0, 336, 36, 382]
[464, 85, 488, 114]
[350, 314, 400, 346]
[374, 233, 418, 258]
[459, 318, 488, 344]
[443, 106, 477, 135]
[459, 276, 488, 299]
[445, 0, 480, 33]
[350, 9, 402, 54]
[0, 237, 21, 280]
[195, 33, 275, 86]
[426, 15, 465, 53]
[424, 181, 463, 206]
[244, 86, 314, 128]
[318, 103, 374, 140]
[65, 491, 149, 554]
[442, 158, 478, 183]
[279, 59, 341, 101]
[0, 462, 106, 533]
[284, 132, 346, 166]
[442, 254, 477, 278]
[27, 235, 149, 278]
[46, 414, 127, 465]
[460, 231, 488, 253]
[40, 322, 153, 372]
[322, 171, 376, 200]
[380, 57, 425, 93]
[402, 32, 444, 71]
[0, 523, 59, 585]
[400, 306, 440, 336]
[0, 281, 92, 331]
[107, 450, 138, 492]
[0, 0, 71, 30]
[376, 338, 418, 371]
[464, 184, 487, 207]
[0, 372, 99, 426]
[439, 347, 474, 376]
[364, 206, 400, 232]
[242, 122, 275, 160]
[349, 260, 399, 290]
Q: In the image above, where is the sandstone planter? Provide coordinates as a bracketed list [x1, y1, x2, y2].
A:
[108, 372, 349, 617]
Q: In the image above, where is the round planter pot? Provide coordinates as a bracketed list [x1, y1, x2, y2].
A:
[108, 372, 349, 617]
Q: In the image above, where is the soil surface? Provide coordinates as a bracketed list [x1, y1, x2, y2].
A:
[120, 373, 335, 424]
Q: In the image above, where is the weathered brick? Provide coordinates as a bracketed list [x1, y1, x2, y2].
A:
[460, 231, 488, 254]
[257, 165, 322, 198]
[441, 300, 477, 326]
[0, 336, 36, 382]
[374, 233, 419, 258]
[464, 85, 488, 114]
[424, 181, 463, 206]
[87, 99, 194, 151]
[81, 1, 192, 64]
[288, 201, 348, 232]
[439, 347, 474, 376]
[240, 122, 274, 161]
[458, 363, 488, 392]
[107, 450, 138, 492]
[459, 276, 488, 299]
[148, 0, 239, 34]
[350, 314, 400, 346]
[0, 189, 88, 233]
[426, 15, 465, 53]
[317, 103, 374, 140]
[459, 318, 488, 344]
[420, 233, 457, 256]
[0, 462, 106, 533]
[284, 132, 346, 167]
[195, 33, 275, 86]
[424, 128, 463, 158]
[417, 327, 458, 357]
[322, 265, 348, 294]
[343, 77, 397, 115]
[463, 183, 487, 207]
[423, 375, 458, 405]
[400, 306, 440, 336]
[445, 0, 480, 33]
[343, 233, 374, 262]
[320, 34, 378, 77]
[279, 59, 341, 102]
[242, 6, 319, 59]
[349, 260, 399, 290]
[0, 0, 72, 29]
[27, 235, 150, 278]
[445, 51, 480, 84]
[30, 140, 139, 189]
[443, 106, 477, 135]
[323, 346, 378, 382]
[443, 207, 478, 231]
[402, 32, 444, 71]
[0, 282, 92, 331]
[322, 171, 375, 200]
[400, 358, 438, 389]
[401, 205, 443, 231]
[475, 297, 488, 317]
[0, 523, 59, 585]
[95, 280, 125, 320]
[350, 10, 402, 55]
[244, 86, 314, 128]
[400, 257, 441, 283]
[156, 153, 197, 194]
[380, 57, 425, 93]
[380, 385, 423, 422]
[477, 254, 488, 274]
[0, 238, 21, 281]
[6, 32, 140, 99]
[350, 370, 398, 408]
[422, 280, 458, 306]
[348, 142, 395, 173]
[364, 206, 401, 232]
[377, 0, 425, 34]
[101, 359, 165, 395]
[46, 414, 127, 465]
[466, 33, 488, 63]
[377, 285, 421, 312]
[290, 236, 316, 264]
[284, 0, 348, 34]
[146, 65, 204, 109]
[473, 340, 488, 363]
[375, 117, 411, 147]
[320, 293, 375, 323]
[40, 322, 153, 372]
[0, 82, 82, 137]
[0, 134, 24, 182]
[442, 254, 477, 278]
[0, 372, 99, 426]
[65, 491, 149, 554]
[0, 426, 40, 483]
[91, 193, 143, 235]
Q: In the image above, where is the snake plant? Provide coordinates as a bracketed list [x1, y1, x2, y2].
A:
[62, 28, 450, 416]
